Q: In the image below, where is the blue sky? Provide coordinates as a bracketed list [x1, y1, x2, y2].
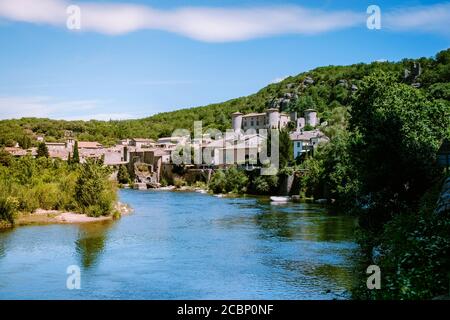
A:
[0, 0, 449, 120]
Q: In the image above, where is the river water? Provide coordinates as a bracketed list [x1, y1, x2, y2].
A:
[0, 189, 359, 299]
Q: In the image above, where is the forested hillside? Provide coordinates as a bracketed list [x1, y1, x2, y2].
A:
[1, 48, 449, 147]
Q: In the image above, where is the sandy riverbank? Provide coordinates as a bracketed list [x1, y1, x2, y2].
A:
[3, 202, 132, 228]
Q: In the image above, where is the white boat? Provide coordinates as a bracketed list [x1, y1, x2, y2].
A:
[270, 196, 291, 202]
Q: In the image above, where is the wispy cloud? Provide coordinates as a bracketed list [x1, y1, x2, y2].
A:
[0, 0, 364, 42]
[384, 3, 450, 36]
[0, 1, 448, 41]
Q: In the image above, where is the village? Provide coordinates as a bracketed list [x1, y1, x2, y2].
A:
[3, 108, 329, 190]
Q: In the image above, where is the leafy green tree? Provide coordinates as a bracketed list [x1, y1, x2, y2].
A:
[349, 71, 450, 231]
[18, 135, 32, 149]
[75, 159, 116, 217]
[37, 142, 49, 158]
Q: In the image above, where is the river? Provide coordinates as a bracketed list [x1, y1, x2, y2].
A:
[0, 189, 359, 299]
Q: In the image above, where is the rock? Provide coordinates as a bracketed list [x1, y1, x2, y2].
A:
[303, 76, 314, 85]
[286, 83, 295, 89]
[281, 99, 290, 109]
[283, 92, 293, 99]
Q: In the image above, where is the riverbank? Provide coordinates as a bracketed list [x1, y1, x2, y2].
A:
[0, 201, 132, 229]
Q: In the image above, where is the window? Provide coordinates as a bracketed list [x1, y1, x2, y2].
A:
[251, 121, 254, 126]
[297, 142, 301, 148]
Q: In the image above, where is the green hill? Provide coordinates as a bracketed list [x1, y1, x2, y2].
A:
[1, 48, 449, 147]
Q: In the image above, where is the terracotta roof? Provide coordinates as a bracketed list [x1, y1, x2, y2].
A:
[132, 138, 155, 142]
[78, 141, 103, 149]
[45, 142, 66, 146]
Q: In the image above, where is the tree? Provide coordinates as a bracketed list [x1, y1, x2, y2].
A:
[18, 135, 32, 149]
[75, 159, 116, 217]
[117, 164, 130, 184]
[349, 71, 450, 231]
[72, 141, 80, 164]
[279, 129, 293, 169]
[37, 142, 49, 158]
[0, 148, 12, 166]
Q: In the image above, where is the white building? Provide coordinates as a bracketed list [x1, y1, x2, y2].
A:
[232, 108, 291, 132]
[290, 129, 329, 159]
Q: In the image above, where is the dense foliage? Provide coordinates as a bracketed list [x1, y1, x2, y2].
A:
[0, 156, 117, 224]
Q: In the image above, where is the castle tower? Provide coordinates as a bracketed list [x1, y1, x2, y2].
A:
[304, 109, 317, 127]
[267, 108, 280, 129]
[231, 112, 243, 132]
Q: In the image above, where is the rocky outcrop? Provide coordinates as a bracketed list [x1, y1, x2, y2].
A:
[303, 76, 314, 85]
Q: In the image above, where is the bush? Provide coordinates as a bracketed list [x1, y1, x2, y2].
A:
[173, 176, 186, 188]
[0, 196, 18, 224]
[253, 175, 279, 195]
[117, 164, 130, 184]
[34, 182, 59, 210]
[208, 167, 248, 194]
[209, 170, 227, 194]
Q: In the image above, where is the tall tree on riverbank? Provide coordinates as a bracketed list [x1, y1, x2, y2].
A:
[72, 141, 80, 164]
[279, 129, 293, 169]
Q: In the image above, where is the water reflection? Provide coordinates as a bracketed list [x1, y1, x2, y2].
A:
[75, 221, 113, 269]
[233, 199, 358, 298]
[0, 228, 14, 260]
[0, 190, 359, 299]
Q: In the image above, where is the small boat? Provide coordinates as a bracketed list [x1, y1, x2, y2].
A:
[270, 196, 291, 202]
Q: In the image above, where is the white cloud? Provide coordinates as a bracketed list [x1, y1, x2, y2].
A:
[61, 113, 137, 121]
[384, 3, 450, 36]
[0, 1, 448, 41]
[270, 76, 289, 84]
[0, 96, 109, 120]
[0, 0, 365, 42]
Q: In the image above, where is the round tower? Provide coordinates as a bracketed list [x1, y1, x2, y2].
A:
[267, 108, 280, 129]
[304, 109, 317, 127]
[231, 112, 243, 132]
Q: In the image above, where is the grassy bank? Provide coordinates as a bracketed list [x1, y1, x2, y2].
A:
[0, 154, 118, 227]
